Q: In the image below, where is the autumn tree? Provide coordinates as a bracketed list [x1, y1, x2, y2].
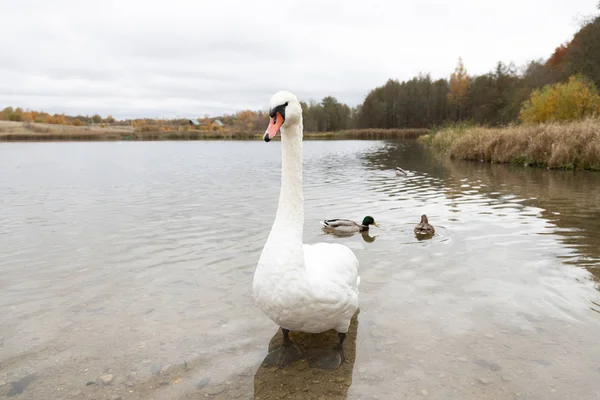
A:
[448, 57, 470, 121]
[47, 114, 67, 125]
[519, 75, 600, 123]
[22, 112, 34, 122]
[560, 15, 600, 89]
[91, 114, 102, 124]
[200, 116, 211, 131]
[547, 43, 569, 67]
[234, 110, 257, 131]
[0, 107, 13, 121]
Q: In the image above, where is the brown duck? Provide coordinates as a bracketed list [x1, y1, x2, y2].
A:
[414, 214, 435, 237]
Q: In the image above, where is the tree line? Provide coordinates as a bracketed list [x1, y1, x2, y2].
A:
[357, 9, 600, 128]
[0, 107, 116, 126]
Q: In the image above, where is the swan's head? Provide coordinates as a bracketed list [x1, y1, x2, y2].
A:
[264, 91, 302, 142]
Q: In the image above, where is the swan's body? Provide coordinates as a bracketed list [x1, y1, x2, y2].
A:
[414, 214, 435, 236]
[252, 91, 360, 367]
[254, 241, 360, 333]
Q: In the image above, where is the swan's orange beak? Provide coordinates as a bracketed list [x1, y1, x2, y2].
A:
[264, 112, 284, 142]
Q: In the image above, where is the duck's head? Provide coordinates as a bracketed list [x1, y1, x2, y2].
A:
[362, 216, 379, 228]
[264, 91, 303, 142]
[420, 214, 429, 224]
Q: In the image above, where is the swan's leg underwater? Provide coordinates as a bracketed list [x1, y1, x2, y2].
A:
[263, 328, 304, 368]
[306, 332, 346, 370]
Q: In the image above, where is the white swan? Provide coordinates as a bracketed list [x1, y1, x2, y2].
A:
[252, 91, 360, 369]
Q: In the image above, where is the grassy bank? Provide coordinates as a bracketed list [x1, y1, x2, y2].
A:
[0, 121, 135, 141]
[0, 121, 429, 141]
[418, 119, 600, 170]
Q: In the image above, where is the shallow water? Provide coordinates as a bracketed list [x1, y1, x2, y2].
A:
[1, 140, 599, 400]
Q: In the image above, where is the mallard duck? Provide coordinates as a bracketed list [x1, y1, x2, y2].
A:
[320, 216, 379, 234]
[414, 214, 435, 236]
[253, 91, 361, 370]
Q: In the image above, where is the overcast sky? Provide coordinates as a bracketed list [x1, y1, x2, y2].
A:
[1, 0, 598, 119]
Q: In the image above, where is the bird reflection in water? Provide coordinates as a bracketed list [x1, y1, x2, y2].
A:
[253, 310, 359, 400]
[361, 231, 377, 243]
[321, 230, 377, 243]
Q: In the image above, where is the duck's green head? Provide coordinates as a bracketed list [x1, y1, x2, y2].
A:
[362, 216, 379, 228]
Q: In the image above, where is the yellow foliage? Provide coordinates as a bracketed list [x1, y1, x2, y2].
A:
[520, 75, 600, 123]
[46, 114, 67, 125]
[132, 119, 147, 127]
[448, 57, 470, 105]
[448, 57, 470, 121]
[21, 112, 34, 123]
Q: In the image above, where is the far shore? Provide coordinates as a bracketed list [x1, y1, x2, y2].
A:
[5, 119, 599, 171]
[0, 121, 429, 141]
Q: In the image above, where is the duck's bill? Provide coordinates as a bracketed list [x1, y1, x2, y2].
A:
[263, 112, 284, 142]
[373, 222, 380, 228]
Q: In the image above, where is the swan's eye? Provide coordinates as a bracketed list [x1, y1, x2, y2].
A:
[269, 103, 287, 121]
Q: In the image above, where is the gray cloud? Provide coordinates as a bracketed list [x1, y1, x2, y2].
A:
[0, 0, 597, 119]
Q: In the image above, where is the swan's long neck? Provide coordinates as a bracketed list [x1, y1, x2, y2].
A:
[272, 122, 304, 242]
[253, 117, 309, 303]
[255, 120, 306, 281]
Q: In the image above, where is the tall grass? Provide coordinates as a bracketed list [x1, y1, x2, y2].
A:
[23, 122, 53, 134]
[418, 118, 600, 170]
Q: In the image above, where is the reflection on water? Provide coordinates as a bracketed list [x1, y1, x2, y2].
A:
[443, 160, 600, 279]
[253, 311, 359, 400]
[1, 140, 599, 400]
[320, 230, 378, 243]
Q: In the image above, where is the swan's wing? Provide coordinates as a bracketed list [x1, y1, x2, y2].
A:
[303, 242, 360, 291]
[321, 219, 357, 228]
[302, 243, 360, 332]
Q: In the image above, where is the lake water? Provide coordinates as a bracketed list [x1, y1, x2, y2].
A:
[1, 140, 599, 400]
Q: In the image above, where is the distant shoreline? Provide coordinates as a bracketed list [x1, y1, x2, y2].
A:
[0, 121, 429, 142]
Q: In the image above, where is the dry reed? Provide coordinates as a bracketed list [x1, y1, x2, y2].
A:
[419, 118, 600, 170]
